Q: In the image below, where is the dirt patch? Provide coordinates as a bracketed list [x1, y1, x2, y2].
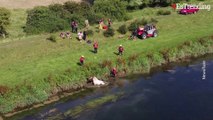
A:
[0, 0, 82, 9]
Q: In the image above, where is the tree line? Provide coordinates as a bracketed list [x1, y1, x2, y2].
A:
[0, 0, 205, 37]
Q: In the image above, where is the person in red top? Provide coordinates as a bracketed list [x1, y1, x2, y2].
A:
[118, 45, 124, 55]
[93, 41, 99, 53]
[110, 67, 117, 77]
[79, 55, 85, 65]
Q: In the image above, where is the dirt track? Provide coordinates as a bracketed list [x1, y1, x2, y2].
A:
[0, 0, 81, 9]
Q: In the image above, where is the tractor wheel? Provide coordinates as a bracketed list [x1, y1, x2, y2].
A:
[142, 33, 147, 39]
[153, 31, 157, 37]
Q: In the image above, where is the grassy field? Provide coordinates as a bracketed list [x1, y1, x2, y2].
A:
[0, 1, 213, 114]
[0, 0, 81, 9]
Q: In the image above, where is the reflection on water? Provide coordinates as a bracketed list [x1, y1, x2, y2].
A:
[9, 55, 213, 120]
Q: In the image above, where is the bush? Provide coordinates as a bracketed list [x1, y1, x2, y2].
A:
[0, 7, 10, 38]
[63, 1, 91, 17]
[86, 12, 105, 25]
[85, 29, 94, 36]
[117, 24, 127, 34]
[150, 18, 158, 24]
[157, 10, 171, 15]
[93, 0, 128, 21]
[103, 28, 115, 37]
[48, 34, 57, 42]
[128, 18, 148, 31]
[25, 6, 69, 34]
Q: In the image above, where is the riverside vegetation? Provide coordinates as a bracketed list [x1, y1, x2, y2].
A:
[0, 0, 213, 116]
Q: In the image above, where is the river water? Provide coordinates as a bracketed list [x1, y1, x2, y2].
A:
[9, 55, 213, 120]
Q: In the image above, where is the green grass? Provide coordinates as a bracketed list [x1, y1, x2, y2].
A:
[1, 1, 213, 114]
[1, 6, 213, 86]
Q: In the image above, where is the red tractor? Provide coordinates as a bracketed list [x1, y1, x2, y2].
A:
[137, 24, 158, 39]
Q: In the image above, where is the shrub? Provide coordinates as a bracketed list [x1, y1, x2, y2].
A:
[117, 57, 126, 66]
[93, 0, 128, 21]
[86, 12, 104, 25]
[128, 20, 139, 32]
[48, 34, 57, 42]
[160, 48, 170, 62]
[157, 10, 171, 15]
[128, 54, 139, 63]
[25, 6, 69, 34]
[69, 14, 85, 29]
[85, 29, 94, 36]
[128, 18, 148, 31]
[0, 7, 11, 38]
[100, 60, 112, 68]
[103, 28, 115, 37]
[150, 18, 158, 24]
[117, 24, 127, 34]
[0, 85, 10, 95]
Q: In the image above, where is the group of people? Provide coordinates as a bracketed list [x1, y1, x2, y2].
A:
[77, 31, 87, 41]
[64, 19, 123, 78]
[60, 32, 71, 39]
[99, 18, 112, 30]
[79, 43, 124, 77]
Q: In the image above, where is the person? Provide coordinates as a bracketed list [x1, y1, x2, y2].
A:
[60, 32, 65, 39]
[110, 67, 117, 77]
[66, 32, 71, 39]
[99, 18, 104, 24]
[99, 18, 104, 30]
[118, 45, 124, 55]
[99, 22, 103, 30]
[108, 19, 112, 27]
[85, 19, 90, 28]
[83, 31, 87, 41]
[79, 56, 85, 65]
[71, 21, 75, 33]
[129, 29, 137, 40]
[78, 31, 83, 41]
[74, 22, 78, 33]
[93, 41, 98, 53]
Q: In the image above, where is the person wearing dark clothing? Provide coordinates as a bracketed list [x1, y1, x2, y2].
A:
[131, 29, 137, 40]
[93, 41, 98, 53]
[118, 45, 124, 55]
[83, 31, 87, 41]
[74, 22, 78, 33]
[110, 67, 117, 77]
[71, 21, 75, 33]
[79, 56, 85, 65]
[108, 19, 112, 27]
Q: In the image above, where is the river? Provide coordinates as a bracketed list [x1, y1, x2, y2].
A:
[9, 55, 213, 120]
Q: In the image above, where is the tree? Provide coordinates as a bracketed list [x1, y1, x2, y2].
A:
[0, 7, 10, 38]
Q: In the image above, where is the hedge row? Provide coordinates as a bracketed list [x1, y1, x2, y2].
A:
[25, 0, 128, 34]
